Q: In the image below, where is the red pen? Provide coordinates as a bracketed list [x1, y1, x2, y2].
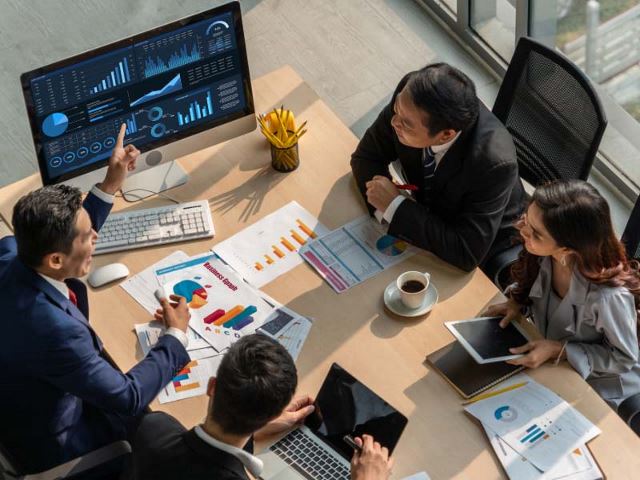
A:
[394, 183, 418, 191]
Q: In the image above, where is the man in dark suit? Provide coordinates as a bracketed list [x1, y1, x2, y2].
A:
[351, 63, 526, 272]
[123, 335, 394, 480]
[0, 125, 191, 474]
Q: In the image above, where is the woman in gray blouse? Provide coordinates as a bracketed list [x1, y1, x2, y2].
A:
[485, 180, 640, 415]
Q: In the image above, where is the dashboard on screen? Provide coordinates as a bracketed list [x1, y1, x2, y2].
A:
[21, 1, 253, 185]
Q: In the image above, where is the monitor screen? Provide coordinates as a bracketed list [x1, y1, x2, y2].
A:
[21, 1, 253, 186]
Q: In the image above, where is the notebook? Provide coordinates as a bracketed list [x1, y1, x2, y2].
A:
[426, 340, 525, 399]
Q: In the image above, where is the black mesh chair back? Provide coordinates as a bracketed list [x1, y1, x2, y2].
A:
[493, 36, 607, 187]
[622, 195, 640, 261]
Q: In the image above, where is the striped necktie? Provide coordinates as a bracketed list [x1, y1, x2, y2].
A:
[420, 146, 436, 204]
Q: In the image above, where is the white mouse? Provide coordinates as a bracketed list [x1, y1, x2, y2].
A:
[88, 263, 130, 288]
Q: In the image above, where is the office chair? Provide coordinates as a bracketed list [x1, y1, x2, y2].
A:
[0, 441, 131, 480]
[484, 36, 608, 289]
[618, 194, 640, 436]
[622, 194, 640, 262]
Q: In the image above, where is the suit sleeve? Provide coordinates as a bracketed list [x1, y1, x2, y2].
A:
[350, 79, 408, 215]
[82, 191, 113, 232]
[389, 156, 518, 272]
[40, 310, 190, 416]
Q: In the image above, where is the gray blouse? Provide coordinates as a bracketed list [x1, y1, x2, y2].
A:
[527, 257, 640, 408]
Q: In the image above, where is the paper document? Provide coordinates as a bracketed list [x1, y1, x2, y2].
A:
[465, 379, 600, 472]
[213, 201, 329, 287]
[402, 473, 431, 480]
[483, 424, 603, 480]
[121, 251, 189, 314]
[134, 322, 215, 355]
[158, 355, 222, 404]
[161, 257, 275, 352]
[258, 306, 313, 361]
[300, 216, 416, 293]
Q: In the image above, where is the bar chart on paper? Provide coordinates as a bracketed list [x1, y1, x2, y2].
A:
[213, 201, 329, 287]
[158, 356, 222, 403]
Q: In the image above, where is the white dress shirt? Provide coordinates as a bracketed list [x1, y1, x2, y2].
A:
[194, 425, 264, 477]
[375, 131, 461, 223]
[37, 184, 189, 348]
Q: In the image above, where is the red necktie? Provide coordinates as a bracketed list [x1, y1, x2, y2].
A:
[68, 289, 78, 306]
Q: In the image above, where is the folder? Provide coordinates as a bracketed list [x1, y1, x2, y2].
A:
[426, 341, 524, 399]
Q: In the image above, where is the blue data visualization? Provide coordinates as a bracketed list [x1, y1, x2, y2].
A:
[41, 112, 69, 137]
[28, 11, 245, 179]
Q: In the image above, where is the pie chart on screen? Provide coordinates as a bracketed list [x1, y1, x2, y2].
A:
[42, 112, 69, 137]
[173, 279, 208, 309]
[376, 235, 408, 256]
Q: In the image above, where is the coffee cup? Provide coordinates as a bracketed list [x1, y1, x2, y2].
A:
[396, 271, 430, 309]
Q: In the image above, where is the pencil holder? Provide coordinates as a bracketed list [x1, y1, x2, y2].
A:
[270, 140, 299, 172]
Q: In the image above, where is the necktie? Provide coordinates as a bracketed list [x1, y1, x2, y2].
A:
[68, 288, 78, 306]
[420, 147, 436, 204]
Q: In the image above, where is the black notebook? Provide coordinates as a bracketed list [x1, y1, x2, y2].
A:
[426, 341, 525, 399]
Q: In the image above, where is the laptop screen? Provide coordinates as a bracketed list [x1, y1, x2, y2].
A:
[304, 363, 408, 460]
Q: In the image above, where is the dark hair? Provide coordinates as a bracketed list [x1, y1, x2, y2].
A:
[210, 334, 297, 435]
[11, 185, 83, 268]
[510, 180, 640, 321]
[405, 62, 479, 134]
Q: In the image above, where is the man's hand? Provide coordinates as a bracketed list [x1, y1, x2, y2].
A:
[365, 176, 400, 213]
[98, 123, 140, 195]
[481, 298, 523, 328]
[506, 340, 564, 368]
[154, 294, 190, 333]
[254, 395, 315, 444]
[351, 435, 394, 480]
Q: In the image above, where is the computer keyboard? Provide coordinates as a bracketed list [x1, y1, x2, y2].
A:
[271, 429, 350, 480]
[94, 200, 214, 254]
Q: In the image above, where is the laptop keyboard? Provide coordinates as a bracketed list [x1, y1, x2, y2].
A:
[271, 429, 350, 480]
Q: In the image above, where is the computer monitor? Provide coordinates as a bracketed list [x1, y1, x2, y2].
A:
[20, 1, 255, 198]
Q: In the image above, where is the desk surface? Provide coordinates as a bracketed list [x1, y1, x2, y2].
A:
[2, 65, 639, 479]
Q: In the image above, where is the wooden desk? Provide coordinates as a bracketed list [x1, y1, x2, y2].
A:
[1, 66, 639, 479]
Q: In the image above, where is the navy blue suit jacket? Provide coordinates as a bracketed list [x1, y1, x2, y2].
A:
[0, 192, 190, 473]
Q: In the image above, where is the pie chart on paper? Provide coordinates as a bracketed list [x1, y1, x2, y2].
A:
[376, 235, 408, 256]
[173, 279, 208, 309]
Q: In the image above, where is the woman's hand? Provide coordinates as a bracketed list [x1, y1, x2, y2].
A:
[506, 340, 564, 368]
[482, 298, 522, 327]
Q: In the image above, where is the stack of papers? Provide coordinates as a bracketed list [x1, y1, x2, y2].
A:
[122, 250, 313, 404]
[464, 375, 602, 478]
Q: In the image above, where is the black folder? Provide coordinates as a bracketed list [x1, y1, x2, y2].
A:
[426, 341, 525, 399]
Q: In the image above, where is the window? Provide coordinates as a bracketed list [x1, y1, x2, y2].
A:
[417, 0, 640, 198]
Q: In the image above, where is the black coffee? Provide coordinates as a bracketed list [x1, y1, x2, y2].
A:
[401, 280, 426, 293]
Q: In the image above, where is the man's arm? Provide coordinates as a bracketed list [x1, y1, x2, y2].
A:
[389, 160, 518, 271]
[41, 313, 189, 416]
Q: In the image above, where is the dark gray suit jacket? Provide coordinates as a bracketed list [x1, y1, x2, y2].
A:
[122, 412, 252, 480]
[351, 75, 526, 271]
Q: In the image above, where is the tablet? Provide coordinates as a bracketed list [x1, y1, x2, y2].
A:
[444, 316, 529, 364]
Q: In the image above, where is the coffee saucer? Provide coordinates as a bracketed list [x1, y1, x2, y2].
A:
[383, 280, 438, 318]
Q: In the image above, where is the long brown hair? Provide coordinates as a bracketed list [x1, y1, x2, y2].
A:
[510, 180, 640, 321]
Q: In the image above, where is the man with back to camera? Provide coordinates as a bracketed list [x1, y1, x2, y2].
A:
[123, 334, 395, 480]
[0, 124, 192, 474]
[351, 62, 526, 272]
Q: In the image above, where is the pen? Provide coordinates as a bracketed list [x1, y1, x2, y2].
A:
[394, 183, 418, 191]
[343, 434, 362, 453]
[462, 381, 528, 405]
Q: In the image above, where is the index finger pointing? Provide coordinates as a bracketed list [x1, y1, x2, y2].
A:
[116, 123, 127, 148]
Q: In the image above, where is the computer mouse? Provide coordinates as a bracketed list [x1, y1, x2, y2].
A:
[87, 263, 130, 288]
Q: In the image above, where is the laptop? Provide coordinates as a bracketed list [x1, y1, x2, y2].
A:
[258, 363, 408, 480]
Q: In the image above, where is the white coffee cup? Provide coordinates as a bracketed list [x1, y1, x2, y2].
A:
[396, 271, 431, 309]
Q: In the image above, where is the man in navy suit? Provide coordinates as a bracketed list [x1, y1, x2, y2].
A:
[0, 125, 191, 474]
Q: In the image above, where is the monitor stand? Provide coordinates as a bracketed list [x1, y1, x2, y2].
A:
[120, 160, 188, 201]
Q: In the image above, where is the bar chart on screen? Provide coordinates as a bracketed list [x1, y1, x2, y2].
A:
[213, 201, 329, 287]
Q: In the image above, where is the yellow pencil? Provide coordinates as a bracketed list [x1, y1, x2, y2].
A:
[462, 381, 528, 405]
